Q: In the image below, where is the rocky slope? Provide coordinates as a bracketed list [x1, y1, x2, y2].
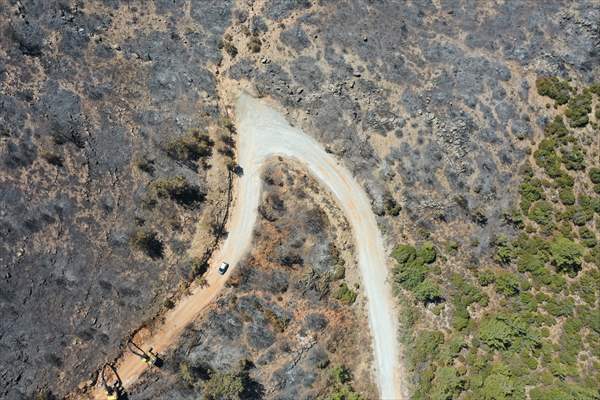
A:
[0, 1, 233, 398]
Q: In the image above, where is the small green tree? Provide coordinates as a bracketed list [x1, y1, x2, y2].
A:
[417, 242, 437, 264]
[536, 76, 571, 105]
[550, 237, 583, 274]
[588, 167, 600, 184]
[203, 371, 244, 400]
[430, 367, 464, 400]
[415, 280, 443, 304]
[494, 272, 520, 297]
[392, 244, 417, 264]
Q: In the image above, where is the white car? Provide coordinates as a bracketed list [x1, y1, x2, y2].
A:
[218, 262, 229, 275]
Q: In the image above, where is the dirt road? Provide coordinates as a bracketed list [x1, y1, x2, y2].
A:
[92, 92, 404, 399]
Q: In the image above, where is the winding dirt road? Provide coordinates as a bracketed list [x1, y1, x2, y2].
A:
[92, 92, 404, 399]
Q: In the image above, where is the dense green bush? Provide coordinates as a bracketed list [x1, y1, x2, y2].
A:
[414, 280, 443, 304]
[203, 371, 245, 400]
[554, 172, 574, 189]
[394, 259, 426, 290]
[411, 330, 444, 366]
[417, 241, 437, 264]
[478, 270, 496, 286]
[589, 167, 600, 184]
[544, 115, 569, 137]
[578, 227, 597, 248]
[478, 314, 539, 351]
[530, 383, 599, 400]
[519, 178, 544, 205]
[536, 76, 571, 105]
[558, 188, 576, 205]
[494, 272, 520, 297]
[334, 282, 357, 305]
[494, 235, 513, 264]
[565, 91, 592, 127]
[528, 201, 554, 227]
[561, 145, 585, 170]
[392, 244, 417, 264]
[534, 138, 562, 178]
[516, 253, 545, 275]
[479, 365, 519, 400]
[430, 367, 464, 400]
[549, 237, 583, 274]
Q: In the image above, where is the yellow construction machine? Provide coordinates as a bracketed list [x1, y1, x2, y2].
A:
[127, 339, 162, 367]
[101, 363, 122, 400]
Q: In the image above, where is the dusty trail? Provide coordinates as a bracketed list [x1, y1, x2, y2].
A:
[91, 92, 404, 399]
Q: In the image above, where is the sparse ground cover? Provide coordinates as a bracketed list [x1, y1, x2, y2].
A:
[126, 162, 376, 400]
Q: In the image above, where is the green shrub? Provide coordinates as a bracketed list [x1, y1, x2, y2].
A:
[417, 241, 437, 264]
[411, 330, 444, 366]
[529, 201, 554, 227]
[519, 178, 544, 204]
[130, 228, 164, 259]
[430, 367, 464, 400]
[480, 368, 516, 400]
[179, 361, 195, 386]
[334, 282, 357, 305]
[451, 298, 471, 331]
[534, 138, 562, 178]
[558, 188, 575, 205]
[503, 208, 525, 229]
[494, 235, 513, 265]
[414, 280, 443, 304]
[530, 383, 599, 400]
[550, 237, 583, 274]
[478, 270, 496, 286]
[165, 128, 214, 162]
[589, 167, 600, 184]
[446, 240, 459, 254]
[544, 115, 569, 137]
[203, 371, 244, 400]
[544, 296, 573, 317]
[536, 76, 571, 105]
[189, 257, 208, 279]
[392, 244, 417, 264]
[332, 265, 346, 280]
[561, 145, 585, 170]
[149, 176, 205, 208]
[517, 253, 545, 275]
[579, 227, 597, 248]
[591, 197, 600, 213]
[393, 259, 427, 290]
[570, 203, 593, 226]
[565, 91, 592, 127]
[554, 172, 574, 189]
[330, 365, 351, 384]
[494, 272, 520, 297]
[326, 386, 364, 400]
[478, 314, 539, 351]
